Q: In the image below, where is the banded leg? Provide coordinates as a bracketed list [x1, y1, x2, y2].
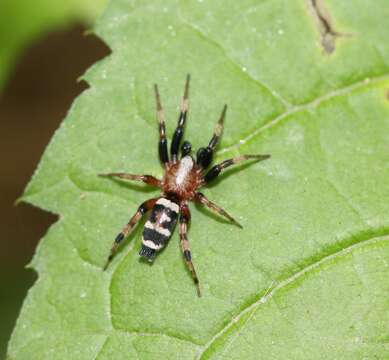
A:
[195, 192, 242, 228]
[154, 83, 169, 167]
[179, 202, 201, 297]
[103, 197, 159, 270]
[99, 173, 161, 188]
[203, 154, 270, 184]
[196, 104, 227, 169]
[170, 74, 190, 163]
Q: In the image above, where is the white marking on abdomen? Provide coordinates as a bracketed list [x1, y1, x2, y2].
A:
[176, 156, 194, 186]
[157, 198, 179, 213]
[142, 239, 164, 250]
[144, 221, 171, 236]
[159, 213, 171, 223]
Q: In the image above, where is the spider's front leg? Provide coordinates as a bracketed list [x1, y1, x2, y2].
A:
[170, 74, 190, 163]
[99, 173, 161, 188]
[154, 83, 169, 167]
[196, 104, 227, 169]
[179, 202, 201, 297]
[103, 197, 159, 269]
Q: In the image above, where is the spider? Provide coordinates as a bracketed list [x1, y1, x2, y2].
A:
[100, 75, 270, 296]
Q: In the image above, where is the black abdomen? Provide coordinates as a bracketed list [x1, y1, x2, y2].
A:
[139, 198, 179, 261]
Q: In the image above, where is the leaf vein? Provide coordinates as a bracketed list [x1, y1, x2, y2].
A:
[217, 73, 389, 155]
[197, 232, 389, 359]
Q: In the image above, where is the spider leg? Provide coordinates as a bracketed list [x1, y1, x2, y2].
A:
[203, 154, 270, 184]
[154, 83, 169, 167]
[99, 173, 161, 188]
[194, 192, 242, 228]
[196, 104, 227, 169]
[179, 202, 201, 297]
[171, 74, 190, 163]
[103, 197, 159, 270]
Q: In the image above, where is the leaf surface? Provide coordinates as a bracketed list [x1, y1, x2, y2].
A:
[8, 0, 389, 359]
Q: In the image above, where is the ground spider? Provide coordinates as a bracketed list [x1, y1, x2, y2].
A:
[100, 75, 270, 296]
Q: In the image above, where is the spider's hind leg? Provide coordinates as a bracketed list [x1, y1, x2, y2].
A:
[195, 192, 242, 228]
[179, 202, 201, 297]
[196, 104, 227, 169]
[103, 197, 159, 270]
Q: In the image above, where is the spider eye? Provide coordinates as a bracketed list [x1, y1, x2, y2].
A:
[181, 141, 192, 157]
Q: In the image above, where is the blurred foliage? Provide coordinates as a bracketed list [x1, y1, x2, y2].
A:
[0, 0, 108, 89]
[0, 268, 36, 359]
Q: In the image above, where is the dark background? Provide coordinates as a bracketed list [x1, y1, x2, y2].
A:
[0, 25, 109, 357]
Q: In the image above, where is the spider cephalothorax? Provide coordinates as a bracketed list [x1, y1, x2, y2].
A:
[100, 75, 270, 296]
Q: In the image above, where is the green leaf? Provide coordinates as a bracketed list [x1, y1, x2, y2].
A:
[0, 0, 108, 89]
[8, 0, 389, 358]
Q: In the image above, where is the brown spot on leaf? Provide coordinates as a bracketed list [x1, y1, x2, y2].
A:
[308, 0, 343, 54]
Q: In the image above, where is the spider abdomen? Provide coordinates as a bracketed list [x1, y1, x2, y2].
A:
[139, 198, 179, 261]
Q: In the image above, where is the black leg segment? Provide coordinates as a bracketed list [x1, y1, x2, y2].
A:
[170, 74, 190, 163]
[203, 154, 270, 184]
[154, 84, 169, 166]
[196, 104, 227, 169]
